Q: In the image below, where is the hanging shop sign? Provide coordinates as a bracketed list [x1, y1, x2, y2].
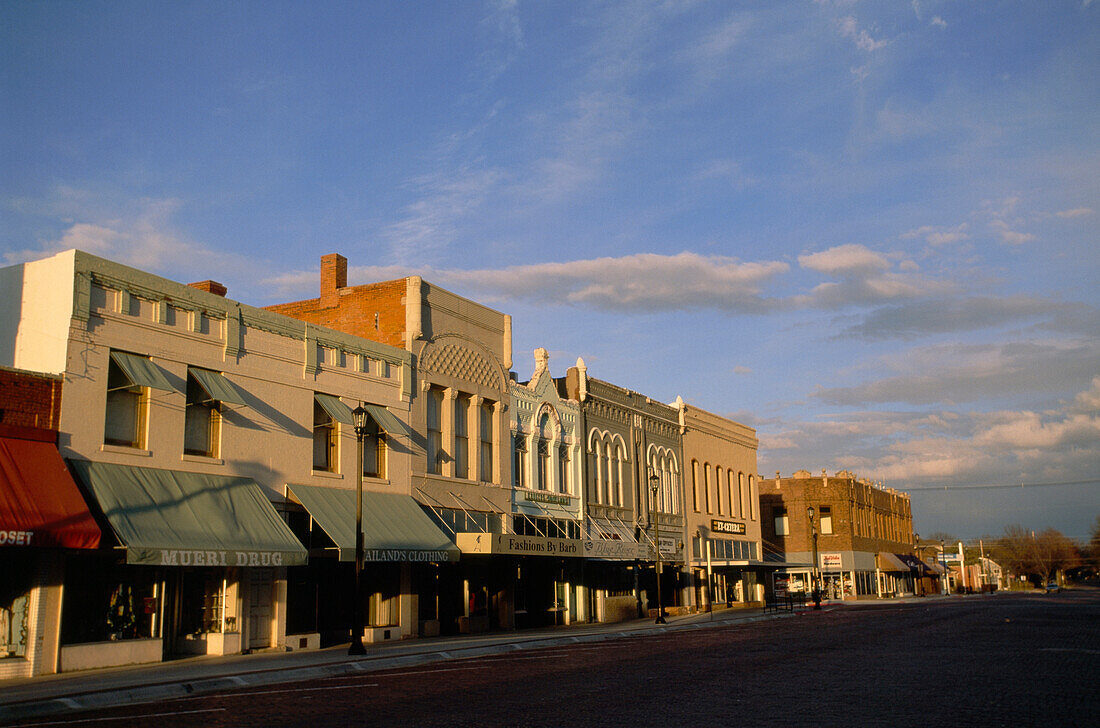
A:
[711, 519, 746, 535]
[583, 537, 648, 560]
[457, 533, 583, 557]
[524, 492, 572, 506]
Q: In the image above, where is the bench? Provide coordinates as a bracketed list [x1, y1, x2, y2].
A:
[764, 593, 808, 613]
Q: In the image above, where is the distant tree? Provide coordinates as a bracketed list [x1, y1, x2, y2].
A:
[1087, 516, 1100, 571]
[993, 525, 1080, 585]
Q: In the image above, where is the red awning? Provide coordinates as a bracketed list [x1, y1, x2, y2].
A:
[0, 430, 101, 550]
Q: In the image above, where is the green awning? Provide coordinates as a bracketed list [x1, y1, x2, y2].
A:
[69, 461, 307, 567]
[286, 484, 459, 563]
[110, 351, 175, 392]
[314, 393, 354, 425]
[189, 368, 247, 406]
[363, 404, 414, 439]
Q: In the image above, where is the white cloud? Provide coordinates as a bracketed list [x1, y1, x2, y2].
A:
[1055, 207, 1094, 218]
[901, 223, 969, 246]
[798, 243, 889, 276]
[837, 295, 1078, 340]
[796, 244, 952, 308]
[4, 196, 254, 285]
[931, 16, 947, 28]
[440, 252, 790, 313]
[812, 339, 1100, 406]
[838, 16, 888, 52]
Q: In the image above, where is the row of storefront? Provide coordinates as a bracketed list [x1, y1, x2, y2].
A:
[1, 249, 770, 678]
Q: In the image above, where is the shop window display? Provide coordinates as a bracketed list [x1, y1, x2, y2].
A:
[0, 559, 32, 659]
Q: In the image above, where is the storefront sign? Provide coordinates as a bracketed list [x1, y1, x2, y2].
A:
[151, 549, 288, 567]
[657, 537, 678, 558]
[583, 538, 648, 560]
[821, 552, 843, 569]
[524, 492, 572, 506]
[363, 549, 459, 562]
[457, 533, 584, 557]
[711, 519, 746, 535]
[0, 530, 34, 546]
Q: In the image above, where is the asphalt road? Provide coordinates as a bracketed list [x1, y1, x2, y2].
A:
[10, 590, 1099, 728]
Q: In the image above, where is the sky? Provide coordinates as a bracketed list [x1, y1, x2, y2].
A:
[2, 1, 1098, 541]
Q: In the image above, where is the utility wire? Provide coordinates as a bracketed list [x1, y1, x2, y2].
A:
[904, 478, 1100, 492]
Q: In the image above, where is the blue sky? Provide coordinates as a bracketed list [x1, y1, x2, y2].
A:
[3, 1, 1098, 540]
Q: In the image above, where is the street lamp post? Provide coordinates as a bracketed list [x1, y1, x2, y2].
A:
[650, 473, 665, 624]
[349, 404, 369, 656]
[940, 540, 949, 595]
[807, 506, 821, 610]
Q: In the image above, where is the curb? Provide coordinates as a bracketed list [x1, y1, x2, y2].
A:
[1, 612, 784, 724]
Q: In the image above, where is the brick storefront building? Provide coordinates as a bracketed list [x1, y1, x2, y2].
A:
[759, 470, 918, 600]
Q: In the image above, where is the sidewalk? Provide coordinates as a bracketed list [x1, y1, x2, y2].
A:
[0, 605, 793, 724]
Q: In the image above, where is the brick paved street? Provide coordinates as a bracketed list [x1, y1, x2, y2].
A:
[9, 590, 1099, 728]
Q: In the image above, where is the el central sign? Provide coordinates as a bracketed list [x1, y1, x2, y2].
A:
[711, 519, 746, 535]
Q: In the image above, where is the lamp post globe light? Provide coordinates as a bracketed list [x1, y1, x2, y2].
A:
[807, 505, 821, 610]
[349, 404, 369, 656]
[650, 472, 665, 624]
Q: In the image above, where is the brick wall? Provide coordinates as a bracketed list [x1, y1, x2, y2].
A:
[760, 474, 914, 556]
[264, 278, 409, 349]
[0, 367, 62, 430]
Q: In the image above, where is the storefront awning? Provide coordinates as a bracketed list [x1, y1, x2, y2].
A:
[189, 368, 247, 406]
[314, 393, 354, 425]
[69, 461, 307, 566]
[110, 351, 175, 392]
[0, 430, 101, 549]
[362, 404, 414, 440]
[877, 552, 911, 572]
[286, 484, 459, 563]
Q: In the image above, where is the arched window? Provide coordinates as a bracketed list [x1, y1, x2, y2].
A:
[748, 474, 756, 520]
[738, 472, 747, 520]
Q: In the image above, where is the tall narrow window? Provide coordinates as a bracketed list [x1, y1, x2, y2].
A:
[479, 401, 494, 482]
[184, 372, 220, 457]
[589, 442, 602, 504]
[104, 356, 148, 449]
[454, 393, 470, 479]
[313, 399, 338, 472]
[536, 413, 551, 491]
[704, 463, 712, 514]
[738, 472, 747, 520]
[748, 475, 756, 520]
[692, 461, 700, 512]
[558, 444, 570, 494]
[513, 434, 528, 487]
[362, 417, 387, 479]
[774, 507, 789, 536]
[610, 446, 621, 506]
[537, 439, 550, 490]
[820, 506, 833, 535]
[714, 464, 724, 515]
[426, 387, 443, 475]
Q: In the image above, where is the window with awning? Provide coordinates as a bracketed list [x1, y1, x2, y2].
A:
[69, 460, 307, 566]
[286, 484, 459, 563]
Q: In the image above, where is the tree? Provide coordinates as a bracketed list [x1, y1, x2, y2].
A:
[992, 525, 1080, 585]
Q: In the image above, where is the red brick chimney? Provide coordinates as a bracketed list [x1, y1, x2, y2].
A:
[188, 280, 227, 297]
[320, 253, 347, 307]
